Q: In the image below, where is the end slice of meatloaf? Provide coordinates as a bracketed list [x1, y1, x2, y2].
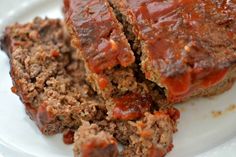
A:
[74, 108, 179, 157]
[1, 17, 107, 135]
[109, 0, 236, 104]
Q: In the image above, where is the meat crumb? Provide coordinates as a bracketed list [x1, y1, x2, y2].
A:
[212, 104, 236, 118]
[212, 111, 222, 118]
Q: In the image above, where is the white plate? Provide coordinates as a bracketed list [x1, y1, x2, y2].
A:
[0, 0, 236, 157]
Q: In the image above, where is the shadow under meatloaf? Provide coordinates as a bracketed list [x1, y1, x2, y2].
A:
[64, 0, 168, 120]
[1, 17, 107, 135]
[109, 0, 236, 105]
[74, 108, 179, 157]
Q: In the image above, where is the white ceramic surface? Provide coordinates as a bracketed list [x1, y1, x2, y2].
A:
[0, 0, 236, 157]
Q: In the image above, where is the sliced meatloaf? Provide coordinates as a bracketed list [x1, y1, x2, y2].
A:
[74, 108, 179, 157]
[109, 0, 236, 104]
[64, 0, 169, 120]
[1, 17, 106, 135]
[1, 16, 180, 157]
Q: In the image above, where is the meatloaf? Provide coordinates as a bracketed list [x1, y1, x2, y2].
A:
[64, 0, 170, 120]
[1, 17, 107, 135]
[74, 108, 179, 157]
[1, 17, 180, 157]
[109, 0, 236, 104]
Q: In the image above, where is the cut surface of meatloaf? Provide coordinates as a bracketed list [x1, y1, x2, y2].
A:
[74, 108, 179, 157]
[64, 0, 168, 120]
[109, 0, 236, 104]
[1, 17, 106, 135]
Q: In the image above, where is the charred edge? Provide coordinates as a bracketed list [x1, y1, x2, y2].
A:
[109, 2, 166, 104]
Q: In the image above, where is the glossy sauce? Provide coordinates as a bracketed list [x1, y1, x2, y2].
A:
[162, 72, 191, 97]
[112, 93, 152, 120]
[126, 0, 236, 102]
[51, 50, 60, 57]
[201, 68, 228, 88]
[98, 75, 109, 90]
[163, 68, 229, 102]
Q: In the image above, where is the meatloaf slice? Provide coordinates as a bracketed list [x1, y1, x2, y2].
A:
[74, 108, 179, 157]
[64, 0, 135, 98]
[109, 0, 236, 104]
[1, 17, 106, 135]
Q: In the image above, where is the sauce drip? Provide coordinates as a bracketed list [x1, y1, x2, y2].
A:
[201, 69, 228, 88]
[162, 72, 191, 97]
[163, 68, 228, 102]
